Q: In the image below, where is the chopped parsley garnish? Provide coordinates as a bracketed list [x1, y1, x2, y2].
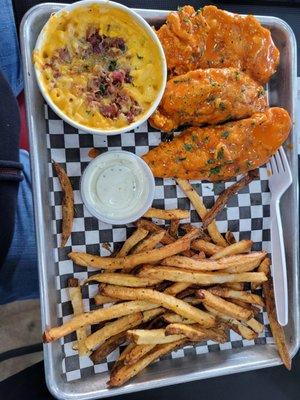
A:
[183, 143, 193, 152]
[98, 83, 107, 95]
[183, 17, 190, 23]
[203, 136, 210, 143]
[206, 94, 216, 103]
[137, 54, 143, 59]
[246, 160, 253, 168]
[191, 134, 198, 142]
[175, 156, 187, 163]
[235, 71, 240, 80]
[217, 147, 224, 160]
[108, 60, 117, 71]
[219, 102, 226, 111]
[210, 166, 221, 175]
[221, 130, 230, 139]
[207, 159, 215, 165]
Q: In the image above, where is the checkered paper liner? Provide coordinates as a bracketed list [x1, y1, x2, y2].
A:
[45, 104, 274, 382]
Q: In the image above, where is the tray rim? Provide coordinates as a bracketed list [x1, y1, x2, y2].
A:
[20, 3, 299, 400]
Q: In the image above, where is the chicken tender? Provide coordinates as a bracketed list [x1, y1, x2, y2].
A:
[143, 108, 291, 181]
[157, 6, 280, 84]
[149, 68, 267, 132]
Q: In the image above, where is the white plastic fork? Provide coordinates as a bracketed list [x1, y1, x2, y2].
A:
[267, 147, 292, 326]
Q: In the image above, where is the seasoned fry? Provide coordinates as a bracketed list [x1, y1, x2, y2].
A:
[164, 282, 191, 296]
[210, 240, 252, 260]
[165, 323, 228, 343]
[202, 171, 259, 228]
[229, 299, 260, 316]
[108, 340, 186, 387]
[68, 278, 89, 356]
[262, 259, 291, 370]
[84, 273, 160, 287]
[169, 219, 180, 238]
[246, 318, 264, 334]
[143, 207, 190, 220]
[85, 312, 143, 351]
[90, 332, 126, 364]
[176, 179, 227, 247]
[251, 257, 271, 290]
[68, 229, 199, 270]
[208, 286, 264, 307]
[43, 301, 158, 343]
[225, 231, 236, 245]
[117, 228, 149, 257]
[139, 265, 268, 285]
[197, 289, 253, 321]
[221, 252, 267, 273]
[181, 223, 212, 242]
[205, 305, 257, 340]
[222, 282, 244, 291]
[163, 313, 194, 325]
[191, 239, 223, 255]
[100, 285, 215, 327]
[124, 344, 155, 365]
[52, 161, 74, 247]
[136, 219, 175, 245]
[132, 231, 165, 254]
[94, 294, 117, 306]
[117, 343, 136, 364]
[161, 252, 263, 271]
[142, 307, 165, 323]
[127, 329, 185, 345]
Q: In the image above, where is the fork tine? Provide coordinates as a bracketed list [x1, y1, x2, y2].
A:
[275, 150, 284, 172]
[279, 147, 289, 170]
[266, 161, 272, 175]
[270, 156, 278, 174]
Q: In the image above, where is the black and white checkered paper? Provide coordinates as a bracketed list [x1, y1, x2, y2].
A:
[45, 104, 274, 382]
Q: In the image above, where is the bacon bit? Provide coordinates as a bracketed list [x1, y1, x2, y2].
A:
[88, 148, 101, 158]
[58, 48, 70, 63]
[111, 70, 125, 84]
[100, 103, 119, 119]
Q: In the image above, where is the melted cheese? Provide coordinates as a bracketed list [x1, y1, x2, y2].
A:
[33, 4, 164, 130]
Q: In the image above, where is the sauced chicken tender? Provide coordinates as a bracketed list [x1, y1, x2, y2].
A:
[149, 68, 268, 132]
[157, 5, 280, 84]
[33, 5, 164, 130]
[143, 108, 291, 181]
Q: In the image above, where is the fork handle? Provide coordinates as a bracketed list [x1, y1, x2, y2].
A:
[270, 200, 288, 326]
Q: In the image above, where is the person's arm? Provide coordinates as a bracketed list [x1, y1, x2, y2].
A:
[0, 71, 23, 267]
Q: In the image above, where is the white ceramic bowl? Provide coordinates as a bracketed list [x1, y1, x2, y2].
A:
[34, 0, 167, 135]
[80, 151, 155, 225]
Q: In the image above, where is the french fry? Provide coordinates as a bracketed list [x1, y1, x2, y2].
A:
[176, 178, 227, 247]
[205, 305, 257, 340]
[163, 313, 194, 325]
[136, 219, 175, 245]
[202, 171, 259, 228]
[117, 343, 136, 364]
[251, 257, 271, 290]
[181, 223, 212, 242]
[139, 265, 268, 285]
[83, 273, 160, 287]
[225, 231, 236, 245]
[108, 340, 186, 387]
[68, 278, 89, 356]
[85, 312, 143, 351]
[246, 318, 264, 334]
[161, 253, 263, 272]
[117, 228, 149, 257]
[127, 329, 184, 345]
[94, 294, 116, 305]
[43, 301, 158, 343]
[90, 332, 126, 364]
[169, 219, 180, 238]
[262, 259, 291, 370]
[210, 240, 252, 260]
[165, 323, 228, 343]
[197, 289, 253, 321]
[142, 307, 165, 323]
[52, 161, 74, 247]
[132, 231, 165, 254]
[143, 207, 190, 220]
[222, 282, 244, 291]
[191, 239, 223, 256]
[164, 282, 191, 296]
[229, 299, 260, 316]
[124, 344, 155, 365]
[221, 252, 267, 273]
[208, 286, 264, 307]
[68, 229, 199, 270]
[100, 285, 215, 327]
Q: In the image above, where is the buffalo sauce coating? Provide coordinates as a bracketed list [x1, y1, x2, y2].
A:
[142, 108, 292, 181]
[149, 68, 267, 131]
[157, 5, 280, 84]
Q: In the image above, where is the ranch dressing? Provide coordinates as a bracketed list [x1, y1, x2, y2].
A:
[81, 151, 155, 224]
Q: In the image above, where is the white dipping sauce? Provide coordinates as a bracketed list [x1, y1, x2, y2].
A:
[81, 151, 155, 224]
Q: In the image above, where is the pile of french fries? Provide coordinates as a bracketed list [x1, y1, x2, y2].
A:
[45, 177, 291, 387]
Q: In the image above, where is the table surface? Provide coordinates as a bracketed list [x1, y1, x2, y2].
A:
[5, 1, 300, 399]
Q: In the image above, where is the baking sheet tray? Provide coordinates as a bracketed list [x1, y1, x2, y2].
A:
[20, 3, 299, 400]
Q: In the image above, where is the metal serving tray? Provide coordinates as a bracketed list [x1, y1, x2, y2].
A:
[20, 3, 299, 400]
